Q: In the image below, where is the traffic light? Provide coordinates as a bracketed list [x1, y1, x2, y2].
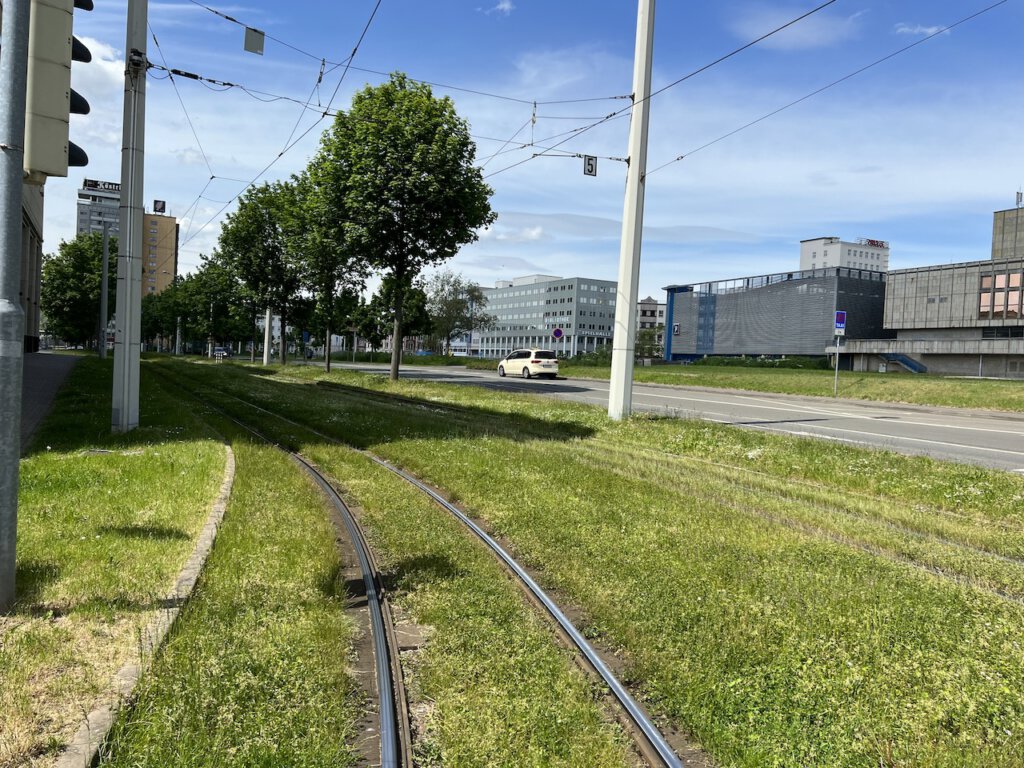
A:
[24, 0, 93, 184]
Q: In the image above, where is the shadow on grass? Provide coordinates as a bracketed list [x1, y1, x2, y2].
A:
[14, 560, 61, 608]
[158, 357, 596, 448]
[97, 524, 191, 541]
[384, 553, 468, 594]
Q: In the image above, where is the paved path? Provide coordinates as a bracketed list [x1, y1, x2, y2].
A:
[21, 353, 80, 452]
[335, 363, 1024, 473]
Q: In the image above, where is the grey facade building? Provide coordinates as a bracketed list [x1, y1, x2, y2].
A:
[478, 274, 617, 358]
[992, 206, 1024, 261]
[76, 178, 120, 235]
[664, 268, 888, 360]
[845, 257, 1024, 377]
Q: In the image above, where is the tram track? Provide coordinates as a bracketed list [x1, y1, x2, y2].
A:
[159, 364, 688, 768]
[151, 370, 413, 768]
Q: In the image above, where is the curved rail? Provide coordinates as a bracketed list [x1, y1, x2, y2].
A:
[152, 372, 408, 768]
[162, 368, 681, 767]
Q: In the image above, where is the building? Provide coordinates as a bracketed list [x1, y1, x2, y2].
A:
[636, 295, 666, 353]
[992, 205, 1024, 261]
[142, 212, 178, 294]
[478, 274, 618, 357]
[799, 236, 890, 272]
[20, 184, 44, 352]
[76, 178, 120, 235]
[664, 267, 888, 360]
[845, 257, 1024, 377]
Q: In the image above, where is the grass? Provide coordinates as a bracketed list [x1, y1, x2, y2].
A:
[1, 357, 225, 765]
[463, 358, 1024, 413]
[170, 359, 1024, 767]
[100, 433, 363, 767]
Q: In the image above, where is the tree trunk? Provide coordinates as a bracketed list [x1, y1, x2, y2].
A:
[390, 306, 403, 381]
[325, 322, 332, 373]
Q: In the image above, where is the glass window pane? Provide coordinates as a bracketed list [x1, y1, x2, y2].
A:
[982, 275, 993, 289]
[996, 274, 1009, 289]
[1008, 291, 1022, 319]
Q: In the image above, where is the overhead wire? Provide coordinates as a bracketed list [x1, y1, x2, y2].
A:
[180, 0, 385, 252]
[644, 0, 1012, 179]
[481, 0, 841, 180]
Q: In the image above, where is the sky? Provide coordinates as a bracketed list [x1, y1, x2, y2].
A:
[47, 0, 1024, 301]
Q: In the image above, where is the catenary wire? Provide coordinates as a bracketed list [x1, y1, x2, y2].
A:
[180, 0, 384, 252]
[644, 0, 1012, 179]
[482, 0, 840, 179]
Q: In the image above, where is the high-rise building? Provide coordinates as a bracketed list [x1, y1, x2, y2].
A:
[142, 213, 178, 294]
[799, 236, 889, 272]
[76, 178, 120, 235]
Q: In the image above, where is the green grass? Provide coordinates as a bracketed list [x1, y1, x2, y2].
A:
[168, 360, 1024, 767]
[1, 358, 225, 765]
[101, 435, 363, 767]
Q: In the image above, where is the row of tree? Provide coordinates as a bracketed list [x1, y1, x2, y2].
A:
[40, 73, 497, 378]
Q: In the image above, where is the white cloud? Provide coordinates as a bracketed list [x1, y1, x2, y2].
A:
[481, 1, 515, 16]
[729, 6, 867, 51]
[894, 23, 948, 38]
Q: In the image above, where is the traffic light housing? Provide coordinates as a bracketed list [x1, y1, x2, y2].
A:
[24, 0, 93, 184]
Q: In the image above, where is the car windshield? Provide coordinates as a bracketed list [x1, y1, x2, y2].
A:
[533, 350, 556, 359]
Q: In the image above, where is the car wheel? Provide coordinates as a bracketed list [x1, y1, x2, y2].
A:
[522, 367, 532, 379]
[498, 365, 505, 377]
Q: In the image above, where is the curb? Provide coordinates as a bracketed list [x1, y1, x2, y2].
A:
[55, 444, 236, 768]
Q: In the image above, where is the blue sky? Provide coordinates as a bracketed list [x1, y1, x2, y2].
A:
[51, 0, 1024, 300]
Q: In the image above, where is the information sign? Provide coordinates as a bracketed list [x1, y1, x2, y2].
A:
[834, 310, 847, 336]
[583, 156, 597, 176]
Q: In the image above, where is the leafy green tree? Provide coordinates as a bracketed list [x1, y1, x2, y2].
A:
[40, 232, 117, 347]
[217, 182, 302, 364]
[326, 73, 496, 380]
[360, 278, 431, 357]
[424, 268, 494, 355]
[294, 152, 367, 372]
[636, 325, 664, 359]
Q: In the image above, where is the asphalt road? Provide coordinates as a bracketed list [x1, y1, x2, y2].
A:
[336, 363, 1024, 473]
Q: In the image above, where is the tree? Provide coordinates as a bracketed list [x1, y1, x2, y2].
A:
[326, 73, 496, 380]
[217, 182, 301, 364]
[361, 277, 431, 357]
[636, 325, 664, 359]
[424, 268, 494, 355]
[40, 232, 117, 347]
[295, 148, 368, 372]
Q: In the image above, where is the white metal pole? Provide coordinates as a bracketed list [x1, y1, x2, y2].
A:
[262, 306, 271, 365]
[112, 0, 147, 433]
[609, 0, 655, 420]
[0, 0, 31, 612]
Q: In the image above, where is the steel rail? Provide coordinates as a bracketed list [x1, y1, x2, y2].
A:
[369, 456, 683, 768]
[163, 368, 681, 767]
[150, 371, 407, 768]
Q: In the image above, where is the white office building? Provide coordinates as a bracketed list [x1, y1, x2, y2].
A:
[76, 178, 120, 235]
[799, 236, 889, 272]
[477, 274, 617, 357]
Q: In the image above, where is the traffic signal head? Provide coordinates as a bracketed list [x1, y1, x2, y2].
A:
[24, 0, 93, 184]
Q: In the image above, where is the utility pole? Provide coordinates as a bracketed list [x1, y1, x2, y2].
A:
[112, 0, 147, 432]
[608, 0, 655, 421]
[0, 0, 30, 612]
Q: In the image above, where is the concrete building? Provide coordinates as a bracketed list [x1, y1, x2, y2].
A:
[20, 184, 44, 352]
[664, 267, 888, 360]
[478, 274, 617, 357]
[76, 178, 120, 235]
[636, 295, 666, 352]
[799, 236, 889, 272]
[845, 257, 1024, 377]
[142, 212, 178, 294]
[992, 206, 1024, 261]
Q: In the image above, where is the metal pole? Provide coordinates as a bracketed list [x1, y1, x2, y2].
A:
[0, 0, 31, 612]
[833, 336, 840, 397]
[112, 0, 147, 433]
[608, 0, 655, 420]
[98, 221, 109, 359]
[262, 306, 271, 364]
